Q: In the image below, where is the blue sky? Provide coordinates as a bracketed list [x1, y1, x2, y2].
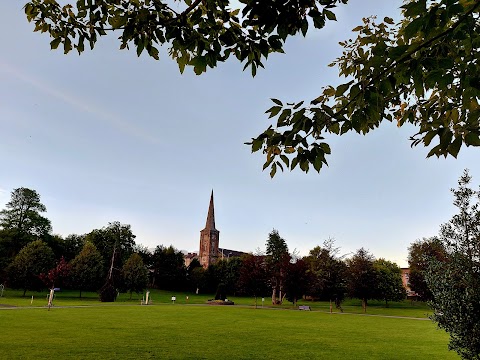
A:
[1, 1, 478, 267]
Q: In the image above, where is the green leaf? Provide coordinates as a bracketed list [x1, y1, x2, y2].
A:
[266, 106, 282, 118]
[465, 132, 480, 146]
[324, 9, 336, 21]
[448, 136, 462, 158]
[50, 37, 62, 50]
[270, 162, 277, 178]
[271, 98, 283, 106]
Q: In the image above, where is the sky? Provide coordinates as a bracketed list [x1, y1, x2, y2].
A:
[1, 1, 479, 267]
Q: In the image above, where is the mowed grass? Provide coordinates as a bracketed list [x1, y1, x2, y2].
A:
[0, 288, 432, 318]
[0, 304, 458, 359]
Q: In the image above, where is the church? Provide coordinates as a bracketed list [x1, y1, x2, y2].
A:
[184, 191, 246, 268]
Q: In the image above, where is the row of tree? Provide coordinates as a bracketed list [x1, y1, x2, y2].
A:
[0, 187, 405, 310]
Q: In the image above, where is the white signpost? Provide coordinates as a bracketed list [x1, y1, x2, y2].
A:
[145, 291, 150, 305]
[171, 296, 176, 304]
[47, 289, 55, 310]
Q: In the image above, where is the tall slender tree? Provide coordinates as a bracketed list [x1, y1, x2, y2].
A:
[425, 170, 480, 360]
[265, 229, 290, 305]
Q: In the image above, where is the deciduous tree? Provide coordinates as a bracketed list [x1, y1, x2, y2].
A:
[373, 258, 406, 307]
[122, 253, 148, 299]
[237, 254, 268, 308]
[70, 241, 104, 297]
[408, 236, 447, 300]
[23, 1, 480, 175]
[346, 248, 377, 313]
[7, 240, 55, 296]
[304, 240, 347, 311]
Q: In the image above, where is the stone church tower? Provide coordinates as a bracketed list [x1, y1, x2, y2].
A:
[199, 190, 219, 268]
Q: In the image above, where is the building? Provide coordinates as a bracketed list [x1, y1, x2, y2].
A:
[192, 191, 247, 268]
[199, 191, 220, 268]
[401, 267, 418, 298]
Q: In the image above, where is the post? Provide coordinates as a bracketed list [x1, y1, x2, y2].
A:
[48, 288, 55, 310]
[145, 291, 150, 305]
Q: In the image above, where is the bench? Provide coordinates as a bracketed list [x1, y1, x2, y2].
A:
[299, 305, 311, 311]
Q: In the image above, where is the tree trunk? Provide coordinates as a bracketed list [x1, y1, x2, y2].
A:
[362, 298, 367, 313]
[23, 288, 27, 297]
[79, 290, 82, 298]
[271, 287, 276, 305]
[329, 299, 333, 313]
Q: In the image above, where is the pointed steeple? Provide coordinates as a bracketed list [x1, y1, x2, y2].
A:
[204, 190, 216, 230]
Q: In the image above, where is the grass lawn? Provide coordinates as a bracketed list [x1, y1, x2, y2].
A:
[0, 288, 432, 318]
[0, 304, 457, 359]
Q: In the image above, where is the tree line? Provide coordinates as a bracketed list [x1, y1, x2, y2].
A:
[0, 187, 406, 310]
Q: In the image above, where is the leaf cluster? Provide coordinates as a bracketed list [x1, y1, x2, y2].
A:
[24, 0, 346, 76]
[247, 0, 480, 177]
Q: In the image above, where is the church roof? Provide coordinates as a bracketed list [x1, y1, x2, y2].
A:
[203, 190, 217, 231]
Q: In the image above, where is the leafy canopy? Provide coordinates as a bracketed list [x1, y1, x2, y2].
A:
[24, 0, 345, 76]
[24, 0, 480, 176]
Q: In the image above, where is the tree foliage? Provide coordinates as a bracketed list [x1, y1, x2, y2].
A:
[237, 253, 268, 307]
[373, 258, 406, 306]
[151, 245, 186, 290]
[122, 253, 148, 298]
[249, 0, 480, 176]
[0, 187, 51, 237]
[39, 256, 71, 289]
[23, 1, 480, 175]
[24, 0, 345, 76]
[346, 248, 377, 313]
[70, 241, 105, 297]
[7, 240, 55, 296]
[425, 170, 480, 360]
[408, 236, 447, 300]
[284, 258, 309, 306]
[265, 229, 290, 304]
[304, 239, 347, 309]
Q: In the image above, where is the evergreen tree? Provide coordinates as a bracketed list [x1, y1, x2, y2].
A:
[425, 170, 480, 360]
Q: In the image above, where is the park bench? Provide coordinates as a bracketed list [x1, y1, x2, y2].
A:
[298, 305, 311, 311]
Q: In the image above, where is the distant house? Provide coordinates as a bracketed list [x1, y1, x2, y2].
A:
[401, 268, 418, 298]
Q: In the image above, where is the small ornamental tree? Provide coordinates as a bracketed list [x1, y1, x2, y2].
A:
[70, 242, 104, 298]
[39, 256, 71, 289]
[122, 253, 148, 299]
[7, 240, 55, 296]
[425, 170, 480, 360]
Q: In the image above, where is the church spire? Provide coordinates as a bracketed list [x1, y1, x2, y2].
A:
[204, 190, 216, 230]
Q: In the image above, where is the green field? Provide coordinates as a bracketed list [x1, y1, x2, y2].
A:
[0, 289, 458, 359]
